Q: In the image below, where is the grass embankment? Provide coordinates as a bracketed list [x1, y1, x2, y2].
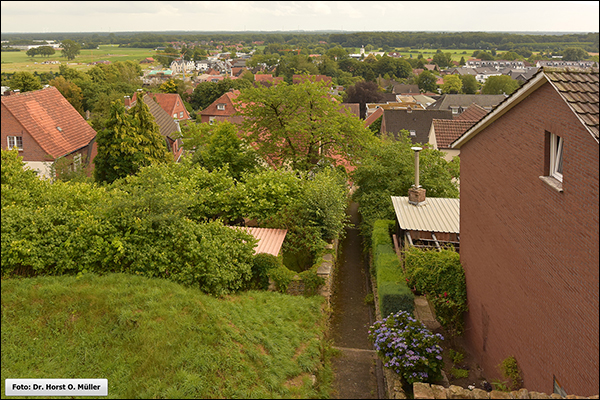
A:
[1, 273, 333, 399]
[1, 45, 157, 73]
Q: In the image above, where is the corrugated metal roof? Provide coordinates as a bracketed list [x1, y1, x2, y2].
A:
[231, 227, 288, 256]
[391, 196, 460, 234]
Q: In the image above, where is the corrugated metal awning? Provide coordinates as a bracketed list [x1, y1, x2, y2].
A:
[231, 227, 288, 256]
[391, 196, 460, 234]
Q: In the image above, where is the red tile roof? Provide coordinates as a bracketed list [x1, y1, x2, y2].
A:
[1, 86, 97, 158]
[454, 103, 489, 121]
[200, 90, 241, 117]
[143, 92, 190, 120]
[432, 119, 478, 148]
[364, 107, 384, 127]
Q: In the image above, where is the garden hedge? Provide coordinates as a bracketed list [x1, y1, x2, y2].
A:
[372, 219, 414, 317]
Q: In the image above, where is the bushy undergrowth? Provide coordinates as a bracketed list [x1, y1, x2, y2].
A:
[1, 273, 332, 398]
[1, 150, 349, 296]
[368, 311, 444, 384]
[403, 246, 467, 335]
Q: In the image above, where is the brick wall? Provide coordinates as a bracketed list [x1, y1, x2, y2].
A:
[1, 103, 51, 162]
[459, 82, 599, 396]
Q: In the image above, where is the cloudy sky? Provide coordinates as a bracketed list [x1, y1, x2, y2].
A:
[1, 1, 599, 33]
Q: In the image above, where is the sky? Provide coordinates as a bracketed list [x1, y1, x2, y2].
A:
[1, 1, 599, 34]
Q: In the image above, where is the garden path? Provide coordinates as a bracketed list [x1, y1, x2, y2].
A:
[330, 201, 383, 399]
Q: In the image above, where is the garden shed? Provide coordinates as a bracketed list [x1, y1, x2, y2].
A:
[390, 147, 460, 252]
[390, 195, 460, 252]
[231, 227, 288, 257]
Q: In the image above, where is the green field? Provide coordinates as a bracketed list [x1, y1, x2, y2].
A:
[1, 45, 157, 73]
[1, 273, 333, 399]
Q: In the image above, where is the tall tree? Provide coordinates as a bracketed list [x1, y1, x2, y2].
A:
[343, 80, 384, 119]
[49, 76, 84, 115]
[61, 39, 81, 61]
[441, 75, 462, 94]
[481, 75, 520, 95]
[235, 79, 375, 172]
[459, 75, 479, 94]
[562, 47, 588, 61]
[416, 70, 438, 93]
[9, 71, 42, 92]
[94, 97, 171, 184]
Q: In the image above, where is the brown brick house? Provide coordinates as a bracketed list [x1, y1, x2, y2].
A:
[1, 86, 97, 178]
[131, 92, 190, 121]
[450, 68, 599, 396]
[198, 89, 243, 125]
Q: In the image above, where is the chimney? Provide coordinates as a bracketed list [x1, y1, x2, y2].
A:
[408, 147, 426, 206]
[123, 95, 131, 108]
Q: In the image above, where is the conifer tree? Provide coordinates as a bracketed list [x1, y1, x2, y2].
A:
[94, 95, 170, 184]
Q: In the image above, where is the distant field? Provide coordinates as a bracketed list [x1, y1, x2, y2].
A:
[1, 44, 157, 73]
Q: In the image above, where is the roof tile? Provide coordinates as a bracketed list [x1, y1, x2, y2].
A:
[2, 86, 97, 158]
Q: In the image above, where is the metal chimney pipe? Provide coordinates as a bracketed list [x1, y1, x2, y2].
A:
[411, 147, 422, 188]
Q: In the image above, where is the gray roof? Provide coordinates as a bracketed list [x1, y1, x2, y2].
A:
[382, 108, 452, 145]
[391, 196, 460, 234]
[143, 94, 179, 139]
[427, 94, 506, 111]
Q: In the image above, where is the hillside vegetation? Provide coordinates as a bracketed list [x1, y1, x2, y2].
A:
[1, 273, 332, 398]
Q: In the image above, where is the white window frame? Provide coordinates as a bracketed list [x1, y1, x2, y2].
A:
[73, 153, 82, 171]
[7, 136, 23, 150]
[209, 116, 216, 125]
[179, 111, 184, 118]
[217, 104, 226, 111]
[409, 130, 416, 137]
[550, 133, 563, 182]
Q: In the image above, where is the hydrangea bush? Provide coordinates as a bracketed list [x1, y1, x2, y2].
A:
[368, 310, 444, 384]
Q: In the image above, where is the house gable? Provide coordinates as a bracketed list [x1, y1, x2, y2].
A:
[1, 87, 97, 161]
[456, 68, 599, 395]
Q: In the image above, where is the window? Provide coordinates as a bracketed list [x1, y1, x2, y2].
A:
[179, 111, 184, 118]
[409, 130, 416, 137]
[7, 136, 23, 150]
[73, 153, 82, 171]
[209, 116, 216, 125]
[217, 104, 226, 111]
[550, 133, 563, 181]
[173, 113, 177, 118]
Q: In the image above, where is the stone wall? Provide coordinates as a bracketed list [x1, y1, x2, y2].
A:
[413, 382, 599, 400]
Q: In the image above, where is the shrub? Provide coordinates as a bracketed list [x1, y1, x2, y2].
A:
[299, 268, 325, 296]
[250, 253, 281, 290]
[498, 356, 522, 390]
[368, 310, 444, 384]
[404, 247, 467, 334]
[372, 220, 414, 316]
[268, 264, 296, 293]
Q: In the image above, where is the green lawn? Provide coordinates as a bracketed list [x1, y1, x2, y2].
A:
[1, 273, 333, 399]
[1, 45, 157, 73]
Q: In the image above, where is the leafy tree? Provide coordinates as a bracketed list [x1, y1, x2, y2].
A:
[61, 39, 81, 61]
[235, 79, 375, 172]
[481, 75, 520, 95]
[562, 47, 589, 61]
[441, 75, 462, 94]
[343, 80, 384, 119]
[459, 75, 479, 95]
[94, 97, 171, 184]
[180, 121, 259, 180]
[500, 51, 521, 61]
[9, 71, 42, 92]
[49, 76, 84, 115]
[26, 48, 37, 57]
[351, 132, 459, 239]
[432, 51, 452, 69]
[37, 46, 55, 57]
[416, 70, 438, 93]
[159, 78, 179, 93]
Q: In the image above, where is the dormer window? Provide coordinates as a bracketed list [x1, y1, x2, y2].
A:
[217, 104, 226, 111]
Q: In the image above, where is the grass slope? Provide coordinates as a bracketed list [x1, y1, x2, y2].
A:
[1, 273, 332, 399]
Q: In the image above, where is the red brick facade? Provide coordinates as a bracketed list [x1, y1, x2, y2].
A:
[1, 104, 50, 162]
[459, 82, 599, 395]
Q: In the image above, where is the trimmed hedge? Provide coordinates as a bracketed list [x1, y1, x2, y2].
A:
[372, 220, 414, 317]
